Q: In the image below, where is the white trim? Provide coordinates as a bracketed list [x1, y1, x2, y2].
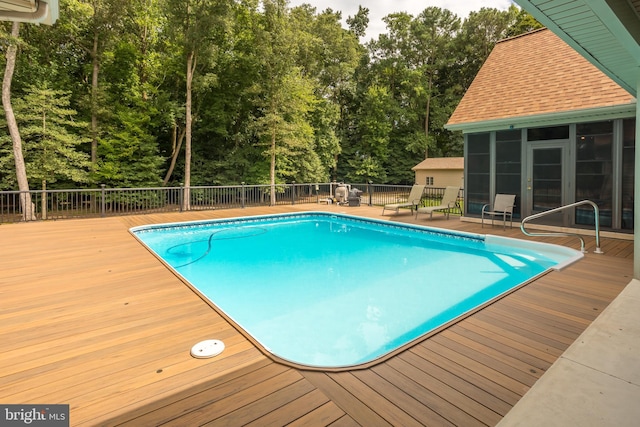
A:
[0, 0, 58, 25]
[446, 103, 636, 133]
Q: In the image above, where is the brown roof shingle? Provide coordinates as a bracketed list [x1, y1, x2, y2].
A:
[412, 157, 464, 170]
[447, 28, 635, 126]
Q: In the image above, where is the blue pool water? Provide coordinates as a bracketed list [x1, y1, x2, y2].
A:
[131, 212, 582, 368]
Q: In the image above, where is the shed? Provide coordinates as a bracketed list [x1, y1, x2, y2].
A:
[412, 157, 464, 188]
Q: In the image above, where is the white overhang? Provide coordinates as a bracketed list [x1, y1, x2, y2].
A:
[446, 102, 637, 133]
[514, 0, 640, 97]
[0, 0, 58, 25]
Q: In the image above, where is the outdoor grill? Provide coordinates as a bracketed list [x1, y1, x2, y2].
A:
[348, 188, 362, 207]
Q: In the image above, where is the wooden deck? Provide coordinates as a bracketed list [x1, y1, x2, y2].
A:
[0, 204, 633, 426]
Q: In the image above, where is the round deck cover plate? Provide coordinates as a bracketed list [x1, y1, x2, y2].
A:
[190, 339, 225, 358]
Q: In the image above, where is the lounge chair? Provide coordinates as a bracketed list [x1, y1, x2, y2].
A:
[382, 184, 425, 215]
[415, 186, 460, 220]
[481, 194, 516, 229]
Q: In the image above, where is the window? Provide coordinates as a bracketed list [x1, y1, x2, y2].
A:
[425, 177, 434, 186]
[622, 119, 635, 229]
[466, 133, 490, 215]
[495, 130, 521, 218]
[575, 121, 613, 227]
[527, 125, 569, 141]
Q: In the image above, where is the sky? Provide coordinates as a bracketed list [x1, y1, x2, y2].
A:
[288, 0, 515, 41]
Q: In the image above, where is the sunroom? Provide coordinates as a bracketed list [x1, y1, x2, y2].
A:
[446, 28, 635, 233]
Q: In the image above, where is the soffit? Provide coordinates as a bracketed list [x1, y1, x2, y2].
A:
[0, 0, 36, 13]
[0, 0, 58, 25]
[514, 0, 640, 97]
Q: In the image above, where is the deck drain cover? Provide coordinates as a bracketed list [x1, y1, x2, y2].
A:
[190, 339, 225, 358]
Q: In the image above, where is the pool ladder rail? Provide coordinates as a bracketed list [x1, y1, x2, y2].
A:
[520, 200, 603, 254]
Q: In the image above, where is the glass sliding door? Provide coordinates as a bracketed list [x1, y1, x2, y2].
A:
[526, 144, 567, 225]
[532, 147, 563, 213]
[575, 121, 613, 227]
[495, 130, 521, 218]
[622, 119, 634, 230]
[466, 133, 490, 215]
[525, 126, 569, 225]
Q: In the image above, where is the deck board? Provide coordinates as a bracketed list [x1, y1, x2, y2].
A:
[393, 349, 514, 416]
[0, 204, 632, 426]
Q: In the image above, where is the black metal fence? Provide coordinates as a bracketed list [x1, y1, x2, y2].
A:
[0, 183, 463, 223]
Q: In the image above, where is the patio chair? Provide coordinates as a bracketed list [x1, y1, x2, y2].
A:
[481, 194, 516, 230]
[382, 184, 425, 215]
[415, 186, 460, 220]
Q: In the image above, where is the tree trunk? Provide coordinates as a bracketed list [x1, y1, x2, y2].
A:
[163, 124, 185, 186]
[91, 33, 99, 166]
[270, 126, 276, 206]
[183, 50, 195, 210]
[2, 22, 35, 221]
[424, 72, 433, 160]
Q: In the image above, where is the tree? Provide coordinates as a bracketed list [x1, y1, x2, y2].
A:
[455, 6, 520, 90]
[506, 6, 543, 38]
[10, 84, 91, 188]
[94, 108, 164, 186]
[164, 0, 231, 208]
[60, 0, 133, 173]
[347, 84, 392, 182]
[409, 8, 461, 159]
[358, 8, 461, 183]
[290, 5, 364, 182]
[346, 6, 369, 40]
[253, 0, 318, 204]
[96, 19, 166, 187]
[0, 1, 538, 192]
[2, 22, 35, 220]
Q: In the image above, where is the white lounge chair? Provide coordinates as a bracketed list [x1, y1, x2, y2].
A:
[482, 194, 516, 229]
[382, 184, 425, 215]
[415, 186, 460, 220]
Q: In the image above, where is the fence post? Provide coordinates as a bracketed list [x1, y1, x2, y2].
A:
[41, 180, 47, 220]
[100, 184, 106, 217]
[241, 182, 246, 209]
[179, 183, 184, 212]
[291, 181, 296, 205]
[368, 181, 373, 206]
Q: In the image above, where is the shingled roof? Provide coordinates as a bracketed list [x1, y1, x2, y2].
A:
[412, 157, 464, 171]
[447, 28, 635, 131]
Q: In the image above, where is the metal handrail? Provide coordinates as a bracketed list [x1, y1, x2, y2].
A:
[520, 200, 603, 254]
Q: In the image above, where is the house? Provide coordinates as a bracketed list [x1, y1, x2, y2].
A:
[449, 1, 640, 424]
[446, 28, 635, 231]
[511, 0, 639, 279]
[411, 157, 464, 188]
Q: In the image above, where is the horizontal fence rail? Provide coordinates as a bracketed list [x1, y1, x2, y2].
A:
[0, 183, 464, 224]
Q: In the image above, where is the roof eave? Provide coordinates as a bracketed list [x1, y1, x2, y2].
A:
[445, 102, 637, 133]
[514, 0, 639, 97]
[0, 0, 58, 25]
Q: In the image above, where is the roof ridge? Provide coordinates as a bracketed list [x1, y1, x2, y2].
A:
[496, 27, 548, 45]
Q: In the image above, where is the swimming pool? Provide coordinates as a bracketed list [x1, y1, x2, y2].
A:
[131, 212, 583, 369]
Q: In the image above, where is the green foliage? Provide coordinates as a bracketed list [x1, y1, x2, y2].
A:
[346, 6, 369, 39]
[0, 1, 532, 188]
[94, 108, 164, 187]
[0, 84, 90, 188]
[506, 6, 544, 38]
